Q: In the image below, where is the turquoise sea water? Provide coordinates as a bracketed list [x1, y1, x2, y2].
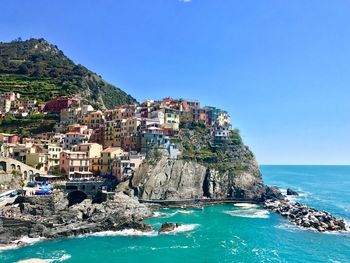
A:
[1, 165, 350, 263]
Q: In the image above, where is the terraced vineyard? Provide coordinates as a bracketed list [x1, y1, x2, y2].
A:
[0, 75, 63, 103]
[0, 113, 59, 137]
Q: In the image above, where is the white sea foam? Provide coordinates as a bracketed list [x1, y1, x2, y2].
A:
[0, 243, 18, 251]
[16, 259, 51, 263]
[154, 209, 194, 218]
[0, 236, 45, 252]
[16, 254, 71, 263]
[152, 211, 167, 217]
[233, 203, 258, 208]
[18, 236, 44, 245]
[56, 254, 71, 262]
[161, 224, 200, 234]
[177, 210, 194, 214]
[276, 221, 350, 235]
[88, 229, 158, 237]
[280, 188, 287, 195]
[170, 245, 189, 249]
[88, 224, 199, 237]
[282, 188, 311, 202]
[275, 222, 303, 232]
[224, 208, 269, 219]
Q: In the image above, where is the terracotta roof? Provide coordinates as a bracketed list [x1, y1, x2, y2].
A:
[102, 147, 122, 153]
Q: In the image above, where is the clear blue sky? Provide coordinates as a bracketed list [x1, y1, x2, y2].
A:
[1, 0, 349, 164]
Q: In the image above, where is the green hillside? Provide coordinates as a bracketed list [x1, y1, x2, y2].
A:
[0, 38, 137, 109]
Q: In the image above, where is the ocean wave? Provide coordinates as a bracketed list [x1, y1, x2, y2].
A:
[233, 203, 258, 208]
[149, 245, 190, 251]
[275, 222, 303, 232]
[0, 243, 18, 251]
[17, 236, 44, 245]
[16, 259, 51, 263]
[280, 188, 311, 202]
[224, 208, 269, 219]
[16, 254, 71, 263]
[161, 224, 200, 234]
[172, 223, 199, 233]
[152, 211, 167, 217]
[88, 224, 199, 237]
[276, 222, 350, 235]
[0, 236, 45, 252]
[170, 245, 189, 249]
[153, 209, 194, 218]
[87, 229, 158, 237]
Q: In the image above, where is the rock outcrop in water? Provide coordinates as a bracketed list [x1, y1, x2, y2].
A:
[158, 222, 181, 233]
[264, 196, 347, 232]
[286, 188, 299, 196]
[0, 191, 152, 245]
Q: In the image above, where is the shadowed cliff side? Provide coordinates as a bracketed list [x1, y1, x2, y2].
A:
[120, 122, 266, 201]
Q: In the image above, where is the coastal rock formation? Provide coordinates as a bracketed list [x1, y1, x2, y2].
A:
[264, 199, 347, 232]
[0, 191, 152, 245]
[158, 222, 181, 233]
[132, 156, 207, 200]
[264, 186, 284, 200]
[287, 188, 299, 196]
[129, 144, 266, 201]
[0, 173, 22, 190]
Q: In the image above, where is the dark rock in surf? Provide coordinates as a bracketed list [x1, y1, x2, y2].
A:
[286, 188, 299, 196]
[158, 222, 181, 233]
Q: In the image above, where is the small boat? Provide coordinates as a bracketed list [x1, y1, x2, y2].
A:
[9, 191, 17, 197]
[192, 200, 204, 209]
[35, 189, 51, 195]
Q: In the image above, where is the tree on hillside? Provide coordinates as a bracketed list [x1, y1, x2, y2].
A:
[18, 64, 29, 74]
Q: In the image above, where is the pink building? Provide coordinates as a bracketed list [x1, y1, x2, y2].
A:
[59, 151, 91, 180]
[0, 133, 21, 144]
[7, 134, 21, 144]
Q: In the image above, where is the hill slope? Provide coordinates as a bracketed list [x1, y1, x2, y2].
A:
[0, 38, 136, 109]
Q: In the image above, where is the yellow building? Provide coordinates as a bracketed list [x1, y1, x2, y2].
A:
[71, 143, 103, 174]
[104, 108, 122, 121]
[82, 110, 105, 129]
[104, 121, 122, 148]
[71, 143, 102, 159]
[99, 147, 124, 174]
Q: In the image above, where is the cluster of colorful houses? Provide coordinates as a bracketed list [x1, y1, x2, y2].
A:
[0, 92, 39, 118]
[0, 93, 232, 182]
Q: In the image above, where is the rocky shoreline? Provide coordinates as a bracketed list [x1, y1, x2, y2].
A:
[0, 191, 153, 247]
[264, 188, 347, 232]
[0, 185, 348, 250]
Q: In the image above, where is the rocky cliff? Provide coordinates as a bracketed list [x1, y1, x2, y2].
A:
[129, 147, 265, 201]
[121, 124, 266, 201]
